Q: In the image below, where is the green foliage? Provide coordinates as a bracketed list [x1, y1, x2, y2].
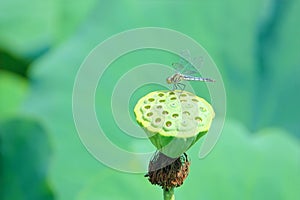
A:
[251, 0, 300, 136]
[0, 0, 299, 199]
[0, 50, 30, 76]
[0, 0, 97, 58]
[0, 70, 28, 119]
[61, 121, 300, 200]
[0, 0, 55, 57]
[0, 118, 53, 200]
[180, 121, 300, 200]
[76, 169, 161, 200]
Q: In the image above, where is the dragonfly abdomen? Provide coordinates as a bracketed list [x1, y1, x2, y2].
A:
[183, 75, 215, 82]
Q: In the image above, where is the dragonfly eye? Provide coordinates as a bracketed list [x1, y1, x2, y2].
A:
[166, 77, 172, 84]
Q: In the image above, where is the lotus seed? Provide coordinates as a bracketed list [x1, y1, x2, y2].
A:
[166, 121, 172, 127]
[148, 98, 155, 102]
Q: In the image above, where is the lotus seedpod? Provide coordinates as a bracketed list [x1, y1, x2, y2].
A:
[134, 90, 215, 158]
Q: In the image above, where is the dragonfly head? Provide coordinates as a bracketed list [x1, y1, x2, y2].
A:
[166, 77, 172, 84]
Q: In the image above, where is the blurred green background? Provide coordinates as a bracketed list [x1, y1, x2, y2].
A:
[0, 0, 299, 199]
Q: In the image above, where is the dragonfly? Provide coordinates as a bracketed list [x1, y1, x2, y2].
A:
[166, 50, 215, 91]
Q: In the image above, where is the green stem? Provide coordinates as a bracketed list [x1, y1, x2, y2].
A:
[163, 188, 175, 200]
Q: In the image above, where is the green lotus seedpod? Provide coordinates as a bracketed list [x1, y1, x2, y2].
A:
[134, 90, 215, 158]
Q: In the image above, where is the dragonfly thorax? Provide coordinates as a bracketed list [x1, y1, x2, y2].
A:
[167, 73, 184, 84]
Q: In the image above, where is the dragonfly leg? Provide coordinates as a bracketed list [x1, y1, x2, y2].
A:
[177, 83, 186, 92]
[172, 84, 177, 91]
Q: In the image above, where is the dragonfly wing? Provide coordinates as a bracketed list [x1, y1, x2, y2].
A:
[191, 56, 204, 68]
[179, 50, 203, 73]
[180, 49, 192, 62]
[180, 49, 205, 67]
[173, 50, 205, 75]
[183, 69, 198, 75]
[172, 56, 189, 73]
[172, 62, 185, 72]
